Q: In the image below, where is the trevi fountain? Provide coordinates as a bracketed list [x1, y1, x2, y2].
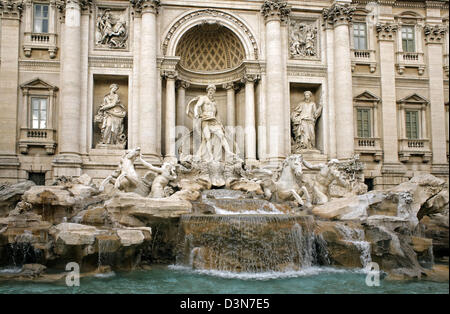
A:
[0, 84, 448, 294]
[0, 0, 448, 295]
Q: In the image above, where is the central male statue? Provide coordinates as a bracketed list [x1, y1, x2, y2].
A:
[186, 84, 235, 162]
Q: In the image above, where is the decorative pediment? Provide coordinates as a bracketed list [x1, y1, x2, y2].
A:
[20, 78, 58, 91]
[354, 91, 380, 103]
[397, 93, 429, 105]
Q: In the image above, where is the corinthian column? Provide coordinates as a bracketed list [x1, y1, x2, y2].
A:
[163, 70, 177, 162]
[323, 2, 355, 160]
[133, 0, 160, 160]
[57, 0, 83, 164]
[261, 0, 290, 163]
[424, 24, 448, 172]
[242, 74, 259, 163]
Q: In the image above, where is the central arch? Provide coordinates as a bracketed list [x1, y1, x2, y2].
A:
[162, 9, 259, 61]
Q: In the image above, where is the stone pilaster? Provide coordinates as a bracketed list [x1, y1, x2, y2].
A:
[132, 0, 161, 160]
[424, 24, 448, 173]
[163, 70, 178, 162]
[242, 74, 259, 164]
[376, 22, 405, 176]
[322, 2, 355, 160]
[322, 20, 336, 159]
[0, 0, 23, 181]
[261, 0, 290, 163]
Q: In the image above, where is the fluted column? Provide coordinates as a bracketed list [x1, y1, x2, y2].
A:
[163, 70, 177, 162]
[134, 0, 160, 159]
[323, 2, 355, 160]
[376, 23, 401, 167]
[242, 74, 259, 163]
[424, 24, 448, 170]
[261, 0, 290, 163]
[58, 0, 82, 158]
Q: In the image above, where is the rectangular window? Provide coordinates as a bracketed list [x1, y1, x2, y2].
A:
[357, 108, 371, 138]
[28, 172, 46, 186]
[405, 110, 420, 139]
[402, 26, 415, 52]
[33, 4, 49, 33]
[353, 23, 367, 50]
[31, 97, 47, 129]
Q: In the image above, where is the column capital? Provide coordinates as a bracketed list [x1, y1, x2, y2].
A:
[260, 0, 291, 23]
[424, 24, 447, 45]
[222, 82, 235, 90]
[162, 69, 178, 80]
[376, 23, 398, 41]
[322, 3, 355, 28]
[0, 0, 24, 19]
[176, 80, 190, 90]
[130, 0, 160, 15]
[241, 74, 260, 84]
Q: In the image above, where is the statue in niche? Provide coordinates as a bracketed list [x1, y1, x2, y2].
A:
[95, 84, 127, 148]
[291, 91, 322, 152]
[186, 84, 236, 162]
[289, 22, 318, 58]
[96, 9, 128, 49]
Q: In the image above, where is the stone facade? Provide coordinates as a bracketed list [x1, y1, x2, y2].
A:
[0, 0, 448, 189]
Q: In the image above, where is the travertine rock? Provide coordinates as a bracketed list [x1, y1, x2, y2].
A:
[0, 181, 35, 217]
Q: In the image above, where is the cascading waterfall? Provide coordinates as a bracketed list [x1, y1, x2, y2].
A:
[7, 231, 42, 267]
[335, 224, 372, 268]
[97, 237, 117, 269]
[175, 214, 329, 273]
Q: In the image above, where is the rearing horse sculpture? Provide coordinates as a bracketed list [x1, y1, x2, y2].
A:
[261, 155, 311, 208]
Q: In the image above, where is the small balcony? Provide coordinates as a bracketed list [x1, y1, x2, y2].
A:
[19, 128, 57, 155]
[396, 52, 425, 75]
[23, 32, 58, 59]
[351, 49, 377, 73]
[354, 137, 382, 161]
[398, 138, 431, 163]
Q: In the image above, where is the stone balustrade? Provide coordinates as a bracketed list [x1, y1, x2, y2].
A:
[23, 32, 58, 59]
[396, 51, 425, 75]
[351, 49, 377, 73]
[18, 128, 57, 155]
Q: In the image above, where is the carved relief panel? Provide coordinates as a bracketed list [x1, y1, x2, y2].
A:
[95, 6, 129, 50]
[289, 19, 320, 60]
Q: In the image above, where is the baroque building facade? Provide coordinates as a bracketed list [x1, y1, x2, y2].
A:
[0, 0, 448, 189]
